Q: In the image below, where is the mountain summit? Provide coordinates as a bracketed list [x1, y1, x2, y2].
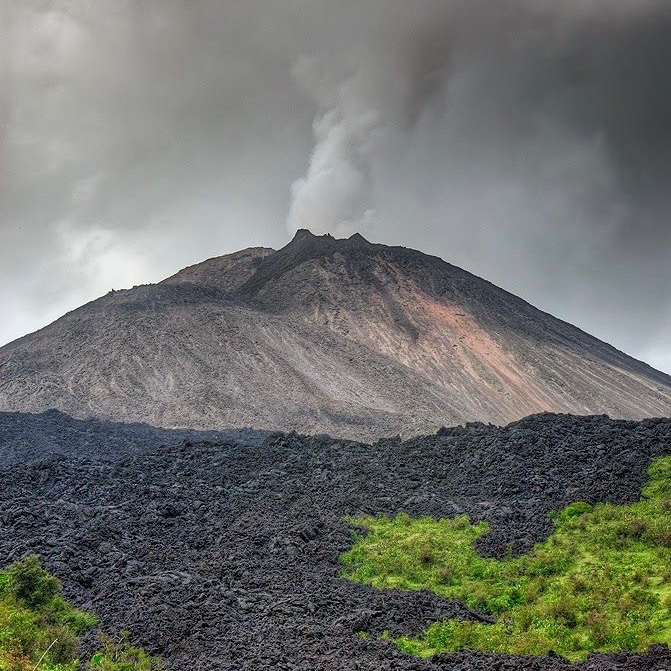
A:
[1, 231, 670, 439]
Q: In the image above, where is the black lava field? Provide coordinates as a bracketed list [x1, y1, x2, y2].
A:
[1, 412, 671, 671]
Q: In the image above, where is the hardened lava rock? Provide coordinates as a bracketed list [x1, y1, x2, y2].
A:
[0, 412, 670, 670]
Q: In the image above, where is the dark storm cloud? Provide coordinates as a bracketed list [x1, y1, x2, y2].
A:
[395, 1, 671, 366]
[1, 0, 670, 372]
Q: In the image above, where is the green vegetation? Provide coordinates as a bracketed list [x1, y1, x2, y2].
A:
[88, 634, 163, 671]
[341, 456, 671, 661]
[0, 555, 162, 671]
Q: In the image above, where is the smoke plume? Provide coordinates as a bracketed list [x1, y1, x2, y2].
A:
[286, 60, 381, 236]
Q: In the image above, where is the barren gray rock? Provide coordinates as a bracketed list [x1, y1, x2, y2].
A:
[1, 230, 669, 439]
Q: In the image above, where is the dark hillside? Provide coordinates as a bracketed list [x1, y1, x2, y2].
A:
[0, 409, 269, 464]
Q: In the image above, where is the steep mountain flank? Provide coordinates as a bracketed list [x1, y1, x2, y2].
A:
[0, 230, 669, 439]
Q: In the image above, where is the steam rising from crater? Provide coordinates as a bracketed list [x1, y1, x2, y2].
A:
[286, 61, 382, 236]
[285, 11, 453, 237]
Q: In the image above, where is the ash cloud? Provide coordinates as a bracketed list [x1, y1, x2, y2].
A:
[2, 0, 671, 373]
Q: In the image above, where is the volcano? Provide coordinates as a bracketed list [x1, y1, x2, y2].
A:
[1, 230, 669, 439]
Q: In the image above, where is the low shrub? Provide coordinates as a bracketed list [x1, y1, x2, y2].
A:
[0, 556, 161, 670]
[7, 555, 60, 608]
[88, 632, 164, 671]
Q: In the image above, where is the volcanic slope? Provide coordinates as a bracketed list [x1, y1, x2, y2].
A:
[1, 230, 670, 439]
[1, 412, 670, 670]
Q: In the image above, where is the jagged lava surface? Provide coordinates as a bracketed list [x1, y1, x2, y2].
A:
[0, 412, 670, 670]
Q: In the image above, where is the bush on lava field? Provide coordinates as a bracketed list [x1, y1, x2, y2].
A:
[0, 555, 162, 671]
[341, 456, 671, 661]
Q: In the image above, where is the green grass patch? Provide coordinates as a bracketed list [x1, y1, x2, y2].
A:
[0, 555, 162, 670]
[341, 456, 671, 661]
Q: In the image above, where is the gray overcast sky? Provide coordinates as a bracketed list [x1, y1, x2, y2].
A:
[1, 0, 670, 373]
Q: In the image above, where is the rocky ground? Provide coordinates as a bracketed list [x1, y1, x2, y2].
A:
[0, 409, 269, 464]
[1, 412, 670, 670]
